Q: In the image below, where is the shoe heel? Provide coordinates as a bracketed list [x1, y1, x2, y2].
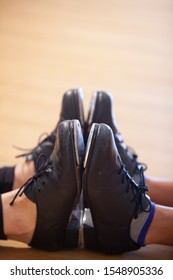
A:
[65, 211, 80, 249]
[66, 120, 85, 249]
[83, 208, 98, 250]
[73, 119, 84, 166]
[82, 123, 100, 251]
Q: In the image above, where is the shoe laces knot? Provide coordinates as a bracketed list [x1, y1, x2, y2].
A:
[121, 165, 151, 219]
[9, 154, 53, 206]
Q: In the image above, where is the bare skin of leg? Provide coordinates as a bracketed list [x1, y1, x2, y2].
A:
[145, 204, 173, 246]
[12, 161, 35, 190]
[145, 176, 173, 207]
[2, 189, 36, 244]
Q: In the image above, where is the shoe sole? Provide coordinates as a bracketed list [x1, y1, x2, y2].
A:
[84, 123, 99, 169]
[70, 119, 84, 199]
[87, 92, 98, 127]
[65, 119, 85, 248]
[82, 123, 100, 250]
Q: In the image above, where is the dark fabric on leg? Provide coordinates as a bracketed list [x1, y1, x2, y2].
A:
[0, 194, 7, 239]
[0, 166, 15, 194]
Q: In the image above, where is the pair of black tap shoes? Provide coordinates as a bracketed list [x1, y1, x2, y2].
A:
[17, 88, 142, 182]
[11, 89, 150, 253]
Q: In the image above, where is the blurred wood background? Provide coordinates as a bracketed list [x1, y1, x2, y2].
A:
[0, 0, 173, 259]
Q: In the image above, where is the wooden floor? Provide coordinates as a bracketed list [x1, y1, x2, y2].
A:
[0, 0, 173, 260]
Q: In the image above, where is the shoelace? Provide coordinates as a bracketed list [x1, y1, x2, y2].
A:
[121, 165, 151, 219]
[14, 131, 56, 158]
[9, 154, 53, 206]
[116, 132, 148, 171]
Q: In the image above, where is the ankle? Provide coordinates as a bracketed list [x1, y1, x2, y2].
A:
[144, 205, 173, 246]
[12, 161, 35, 190]
[130, 201, 155, 247]
[2, 190, 36, 244]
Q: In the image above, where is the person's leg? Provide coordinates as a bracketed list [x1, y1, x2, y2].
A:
[145, 204, 173, 246]
[12, 161, 35, 190]
[0, 162, 35, 194]
[0, 166, 15, 194]
[146, 176, 173, 207]
[1, 190, 36, 244]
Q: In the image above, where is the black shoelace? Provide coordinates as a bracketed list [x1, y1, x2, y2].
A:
[116, 132, 148, 171]
[14, 131, 56, 158]
[121, 165, 151, 219]
[9, 154, 53, 206]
